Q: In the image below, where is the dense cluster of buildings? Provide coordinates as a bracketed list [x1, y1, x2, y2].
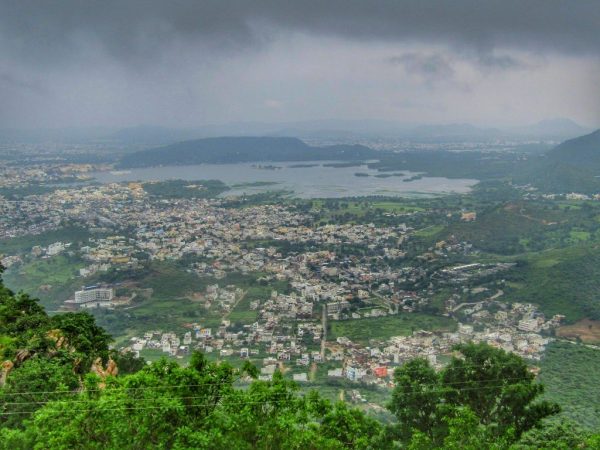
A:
[0, 170, 566, 389]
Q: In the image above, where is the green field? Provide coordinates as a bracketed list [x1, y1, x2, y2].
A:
[228, 279, 291, 325]
[312, 199, 423, 220]
[0, 226, 92, 255]
[504, 244, 600, 322]
[438, 200, 600, 255]
[93, 269, 289, 343]
[329, 313, 457, 345]
[3, 255, 86, 310]
[414, 224, 445, 237]
[142, 179, 229, 199]
[538, 340, 600, 429]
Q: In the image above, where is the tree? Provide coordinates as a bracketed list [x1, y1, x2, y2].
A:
[49, 313, 112, 369]
[441, 343, 559, 438]
[388, 343, 560, 447]
[0, 356, 80, 428]
[387, 358, 446, 443]
[110, 350, 146, 375]
[514, 420, 593, 450]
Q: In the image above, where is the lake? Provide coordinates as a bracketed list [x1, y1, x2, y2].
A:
[91, 161, 477, 198]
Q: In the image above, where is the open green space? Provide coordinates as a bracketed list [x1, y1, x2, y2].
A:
[538, 340, 600, 429]
[312, 199, 423, 216]
[414, 224, 444, 237]
[94, 269, 290, 342]
[503, 244, 600, 322]
[227, 279, 292, 325]
[440, 200, 600, 255]
[230, 181, 279, 188]
[0, 226, 92, 255]
[142, 179, 229, 199]
[3, 254, 86, 310]
[329, 313, 457, 345]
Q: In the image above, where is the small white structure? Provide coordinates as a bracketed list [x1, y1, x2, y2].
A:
[293, 373, 308, 382]
[47, 242, 66, 256]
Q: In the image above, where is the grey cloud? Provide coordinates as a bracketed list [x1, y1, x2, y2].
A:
[389, 53, 454, 78]
[0, 73, 47, 94]
[1, 0, 599, 69]
[475, 54, 530, 71]
[0, 0, 597, 129]
[389, 51, 530, 83]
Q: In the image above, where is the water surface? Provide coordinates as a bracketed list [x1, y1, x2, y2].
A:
[91, 162, 477, 198]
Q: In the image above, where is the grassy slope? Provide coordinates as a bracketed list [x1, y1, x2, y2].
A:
[538, 340, 600, 429]
[504, 244, 600, 322]
[0, 226, 91, 255]
[3, 255, 86, 310]
[329, 314, 457, 345]
[426, 200, 600, 323]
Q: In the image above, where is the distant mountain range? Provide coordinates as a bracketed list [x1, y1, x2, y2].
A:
[118, 136, 377, 168]
[0, 118, 593, 145]
[110, 118, 593, 145]
[119, 130, 600, 196]
[509, 118, 591, 139]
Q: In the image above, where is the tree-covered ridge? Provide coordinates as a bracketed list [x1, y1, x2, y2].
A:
[119, 136, 376, 168]
[0, 268, 599, 449]
[547, 129, 600, 170]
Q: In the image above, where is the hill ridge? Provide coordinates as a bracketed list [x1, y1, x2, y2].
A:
[119, 136, 377, 168]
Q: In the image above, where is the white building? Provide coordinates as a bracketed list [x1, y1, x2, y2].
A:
[74, 287, 114, 304]
[518, 319, 540, 333]
[47, 242, 66, 256]
[292, 373, 308, 382]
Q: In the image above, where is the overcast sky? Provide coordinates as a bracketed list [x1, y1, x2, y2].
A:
[1, 0, 599, 129]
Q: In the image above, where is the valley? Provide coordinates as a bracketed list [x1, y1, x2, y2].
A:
[2, 134, 600, 426]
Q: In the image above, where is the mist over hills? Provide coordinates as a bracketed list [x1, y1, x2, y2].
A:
[509, 118, 591, 140]
[111, 118, 593, 145]
[118, 136, 377, 168]
[0, 118, 592, 146]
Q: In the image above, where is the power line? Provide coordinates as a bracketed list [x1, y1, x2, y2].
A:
[0, 385, 540, 416]
[0, 369, 535, 398]
[0, 378, 536, 409]
[0, 358, 540, 398]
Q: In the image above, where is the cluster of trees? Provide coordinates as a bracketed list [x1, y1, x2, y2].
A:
[142, 179, 230, 199]
[0, 267, 599, 448]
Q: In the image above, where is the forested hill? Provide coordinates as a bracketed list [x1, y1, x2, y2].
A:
[119, 136, 377, 168]
[511, 129, 600, 194]
[547, 129, 600, 170]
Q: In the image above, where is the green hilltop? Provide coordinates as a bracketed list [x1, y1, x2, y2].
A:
[119, 136, 376, 168]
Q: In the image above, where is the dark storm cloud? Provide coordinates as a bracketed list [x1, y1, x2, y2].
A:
[0, 0, 597, 129]
[389, 53, 454, 78]
[1, 0, 599, 68]
[476, 54, 529, 71]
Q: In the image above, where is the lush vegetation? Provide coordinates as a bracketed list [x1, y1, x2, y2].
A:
[329, 314, 457, 345]
[1, 269, 599, 448]
[0, 226, 92, 256]
[538, 341, 600, 429]
[120, 137, 376, 168]
[504, 245, 600, 322]
[142, 179, 229, 199]
[547, 129, 600, 171]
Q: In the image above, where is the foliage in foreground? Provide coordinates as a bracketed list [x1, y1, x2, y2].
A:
[0, 267, 599, 448]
